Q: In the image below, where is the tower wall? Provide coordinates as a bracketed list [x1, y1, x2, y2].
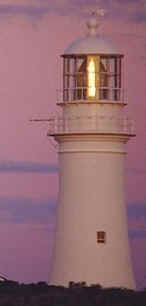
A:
[50, 135, 135, 288]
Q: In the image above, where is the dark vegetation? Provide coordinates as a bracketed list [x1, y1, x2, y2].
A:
[0, 280, 145, 306]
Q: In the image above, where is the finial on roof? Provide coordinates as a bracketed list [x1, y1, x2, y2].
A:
[86, 9, 105, 36]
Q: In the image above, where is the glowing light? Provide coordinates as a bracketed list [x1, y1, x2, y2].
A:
[87, 58, 96, 97]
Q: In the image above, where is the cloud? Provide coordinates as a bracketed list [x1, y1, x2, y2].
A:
[0, 0, 145, 24]
[127, 167, 146, 175]
[0, 5, 48, 18]
[0, 0, 124, 20]
[129, 229, 146, 239]
[0, 160, 58, 174]
[0, 196, 56, 225]
[133, 11, 146, 23]
[128, 202, 146, 239]
[0, 1, 68, 19]
[128, 202, 146, 219]
[0, 4, 49, 19]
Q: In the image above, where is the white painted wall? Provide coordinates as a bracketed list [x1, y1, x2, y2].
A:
[50, 134, 135, 289]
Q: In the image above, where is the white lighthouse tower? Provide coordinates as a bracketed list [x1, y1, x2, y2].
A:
[48, 15, 135, 289]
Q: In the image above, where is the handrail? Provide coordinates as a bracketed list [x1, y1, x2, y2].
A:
[48, 115, 135, 136]
[57, 87, 125, 104]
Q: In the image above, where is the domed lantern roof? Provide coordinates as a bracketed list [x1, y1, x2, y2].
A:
[64, 14, 122, 56]
[64, 36, 121, 55]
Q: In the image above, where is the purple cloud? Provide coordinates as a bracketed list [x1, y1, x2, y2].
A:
[0, 196, 56, 225]
[114, 0, 138, 3]
[132, 11, 146, 23]
[0, 4, 49, 18]
[129, 229, 146, 239]
[127, 167, 146, 175]
[0, 0, 145, 24]
[0, 160, 58, 174]
[128, 202, 146, 219]
[128, 202, 146, 239]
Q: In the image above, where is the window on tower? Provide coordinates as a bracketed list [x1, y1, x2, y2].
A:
[97, 231, 106, 243]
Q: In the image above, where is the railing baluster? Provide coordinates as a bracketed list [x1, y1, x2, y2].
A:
[57, 87, 125, 104]
[48, 115, 134, 136]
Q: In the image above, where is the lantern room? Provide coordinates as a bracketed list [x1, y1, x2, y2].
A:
[62, 54, 123, 102]
[61, 15, 124, 104]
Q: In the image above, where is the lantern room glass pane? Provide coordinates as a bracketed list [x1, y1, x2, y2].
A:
[75, 56, 87, 99]
[87, 56, 98, 98]
[70, 58, 75, 75]
[64, 58, 70, 74]
[100, 57, 108, 100]
[76, 58, 86, 72]
[109, 58, 115, 73]
[99, 56, 122, 101]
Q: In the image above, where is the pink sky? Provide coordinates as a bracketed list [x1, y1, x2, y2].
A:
[0, 0, 145, 289]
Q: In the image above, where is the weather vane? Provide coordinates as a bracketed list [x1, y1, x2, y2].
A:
[85, 8, 105, 36]
[90, 8, 105, 17]
[83, 7, 106, 17]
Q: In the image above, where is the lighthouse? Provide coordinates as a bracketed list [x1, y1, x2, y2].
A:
[48, 15, 135, 289]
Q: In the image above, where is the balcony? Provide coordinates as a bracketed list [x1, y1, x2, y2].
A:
[48, 115, 135, 136]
